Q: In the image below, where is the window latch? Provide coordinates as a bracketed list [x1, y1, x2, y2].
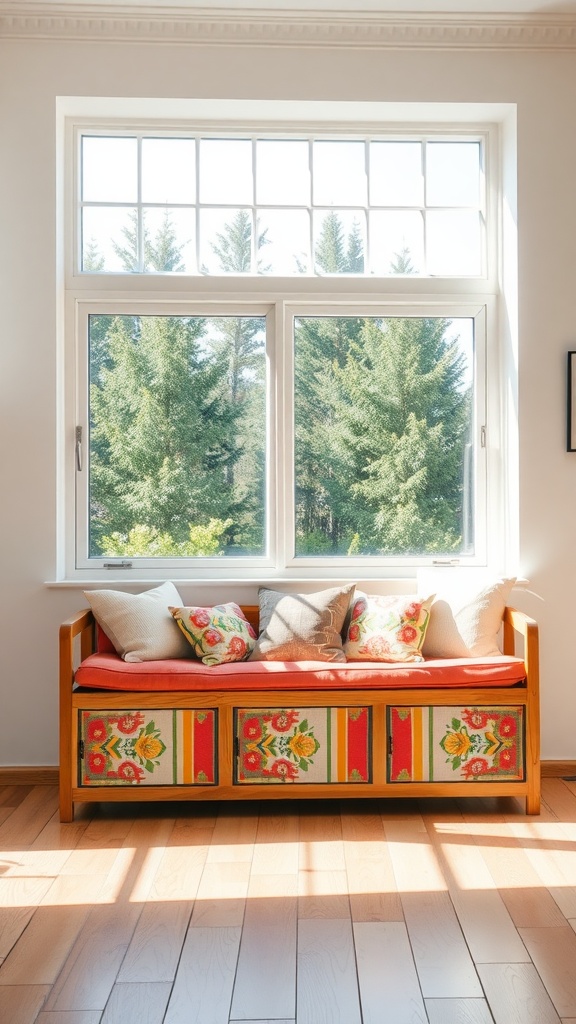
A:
[103, 561, 133, 570]
[75, 426, 82, 472]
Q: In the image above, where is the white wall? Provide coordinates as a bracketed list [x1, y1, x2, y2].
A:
[1, 33, 574, 765]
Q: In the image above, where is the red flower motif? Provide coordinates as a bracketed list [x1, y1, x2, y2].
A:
[116, 760, 145, 783]
[242, 750, 264, 773]
[348, 623, 360, 643]
[498, 715, 517, 739]
[116, 712, 145, 735]
[404, 602, 422, 620]
[203, 627, 223, 647]
[461, 709, 491, 730]
[498, 746, 517, 770]
[88, 750, 106, 774]
[269, 710, 299, 732]
[242, 716, 262, 740]
[461, 757, 489, 779]
[87, 718, 107, 742]
[397, 624, 418, 645]
[362, 635, 392, 659]
[228, 635, 247, 658]
[351, 599, 366, 621]
[264, 758, 299, 781]
[190, 608, 211, 628]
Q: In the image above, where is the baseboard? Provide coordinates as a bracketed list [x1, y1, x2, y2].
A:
[541, 760, 576, 778]
[0, 766, 59, 785]
[0, 762, 573, 786]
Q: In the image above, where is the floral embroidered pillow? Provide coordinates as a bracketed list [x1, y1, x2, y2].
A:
[344, 593, 434, 663]
[169, 602, 257, 666]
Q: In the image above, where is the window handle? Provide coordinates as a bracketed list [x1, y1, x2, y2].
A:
[75, 426, 82, 472]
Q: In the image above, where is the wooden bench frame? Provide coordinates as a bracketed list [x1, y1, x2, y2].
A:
[59, 605, 541, 821]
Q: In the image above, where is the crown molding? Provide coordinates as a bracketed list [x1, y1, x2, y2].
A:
[1, 3, 576, 50]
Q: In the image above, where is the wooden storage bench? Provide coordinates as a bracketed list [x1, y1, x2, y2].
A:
[59, 605, 540, 821]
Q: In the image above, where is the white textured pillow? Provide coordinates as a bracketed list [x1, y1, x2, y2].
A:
[421, 577, 516, 658]
[84, 581, 191, 662]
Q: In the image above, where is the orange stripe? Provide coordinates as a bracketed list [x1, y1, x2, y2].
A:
[337, 708, 347, 782]
[412, 708, 423, 781]
[182, 710, 194, 784]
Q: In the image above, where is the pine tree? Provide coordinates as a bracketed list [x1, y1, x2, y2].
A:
[89, 314, 242, 555]
[324, 316, 472, 554]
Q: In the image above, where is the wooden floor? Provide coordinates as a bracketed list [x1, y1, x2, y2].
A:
[2, 782, 576, 1024]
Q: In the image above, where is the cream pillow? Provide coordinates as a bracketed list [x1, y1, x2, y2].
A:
[249, 584, 356, 662]
[84, 581, 191, 662]
[420, 576, 516, 658]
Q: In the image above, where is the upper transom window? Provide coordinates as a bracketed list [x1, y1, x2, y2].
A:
[79, 133, 485, 278]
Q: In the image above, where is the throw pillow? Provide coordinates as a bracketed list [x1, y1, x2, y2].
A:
[419, 575, 516, 658]
[249, 584, 356, 662]
[84, 581, 191, 663]
[170, 602, 257, 666]
[344, 593, 434, 662]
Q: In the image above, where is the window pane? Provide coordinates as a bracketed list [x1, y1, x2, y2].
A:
[294, 316, 474, 557]
[199, 208, 253, 273]
[199, 139, 253, 205]
[370, 141, 423, 206]
[313, 141, 367, 206]
[82, 137, 137, 203]
[427, 210, 482, 275]
[88, 314, 267, 559]
[142, 208, 195, 273]
[141, 138, 196, 204]
[82, 207, 139, 272]
[313, 211, 366, 274]
[256, 140, 310, 205]
[257, 209, 310, 275]
[426, 142, 481, 207]
[369, 211, 423, 275]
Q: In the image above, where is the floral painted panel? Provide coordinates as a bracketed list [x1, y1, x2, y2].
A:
[235, 707, 371, 784]
[388, 706, 524, 783]
[80, 709, 217, 786]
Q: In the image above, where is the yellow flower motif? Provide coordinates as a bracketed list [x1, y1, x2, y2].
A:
[288, 732, 316, 759]
[134, 734, 163, 761]
[443, 731, 472, 759]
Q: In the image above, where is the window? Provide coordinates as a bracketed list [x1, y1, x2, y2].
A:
[66, 117, 497, 580]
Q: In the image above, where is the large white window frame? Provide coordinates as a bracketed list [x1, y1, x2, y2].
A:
[62, 110, 504, 582]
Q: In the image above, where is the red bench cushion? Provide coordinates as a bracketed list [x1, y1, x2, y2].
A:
[75, 653, 526, 692]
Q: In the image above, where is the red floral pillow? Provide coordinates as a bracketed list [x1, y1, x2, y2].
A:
[169, 602, 257, 666]
[344, 593, 434, 663]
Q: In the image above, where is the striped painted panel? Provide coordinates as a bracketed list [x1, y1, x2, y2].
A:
[79, 709, 217, 786]
[235, 706, 371, 784]
[388, 705, 524, 783]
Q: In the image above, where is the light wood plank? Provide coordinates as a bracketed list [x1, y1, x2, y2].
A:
[101, 981, 172, 1023]
[354, 921, 427, 1023]
[230, 892, 297, 1021]
[385, 819, 483, 997]
[36, 1012, 103, 1023]
[478, 962, 561, 1023]
[519, 926, 576, 1018]
[0, 787, 59, 847]
[0, 904, 91, 985]
[297, 917, 362, 1024]
[164, 926, 242, 1024]
[341, 810, 403, 922]
[0, 985, 51, 1023]
[425, 997, 499, 1023]
[423, 814, 530, 962]
[250, 811, 299, 876]
[117, 900, 192, 983]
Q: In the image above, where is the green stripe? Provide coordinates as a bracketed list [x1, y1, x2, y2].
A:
[326, 707, 331, 783]
[172, 711, 178, 784]
[428, 707, 434, 782]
